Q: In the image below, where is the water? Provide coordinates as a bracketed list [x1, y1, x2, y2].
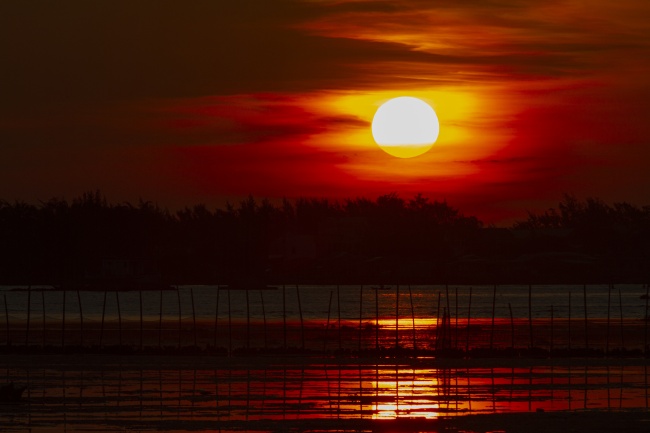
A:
[1, 284, 648, 324]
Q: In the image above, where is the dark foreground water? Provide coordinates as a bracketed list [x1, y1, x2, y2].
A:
[1, 355, 649, 432]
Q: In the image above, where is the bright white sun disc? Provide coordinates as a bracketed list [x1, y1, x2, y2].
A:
[371, 96, 440, 158]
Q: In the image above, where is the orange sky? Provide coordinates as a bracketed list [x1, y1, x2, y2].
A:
[2, 0, 650, 224]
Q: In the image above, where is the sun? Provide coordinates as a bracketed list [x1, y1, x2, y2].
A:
[371, 97, 440, 158]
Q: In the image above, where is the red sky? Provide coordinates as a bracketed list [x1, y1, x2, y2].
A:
[2, 0, 650, 224]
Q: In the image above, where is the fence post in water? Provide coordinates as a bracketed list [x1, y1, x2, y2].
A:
[100, 291, 107, 349]
[246, 288, 251, 351]
[176, 288, 182, 350]
[159, 290, 163, 349]
[77, 290, 83, 348]
[466, 287, 472, 355]
[583, 284, 588, 353]
[296, 285, 304, 351]
[338, 285, 342, 352]
[550, 305, 554, 357]
[618, 287, 624, 350]
[358, 285, 363, 353]
[61, 290, 66, 349]
[395, 284, 399, 351]
[42, 291, 46, 348]
[568, 291, 572, 355]
[228, 287, 232, 355]
[214, 287, 219, 349]
[643, 284, 649, 356]
[409, 285, 416, 351]
[508, 303, 515, 349]
[191, 288, 197, 348]
[4, 293, 9, 346]
[528, 285, 534, 349]
[138, 291, 143, 351]
[490, 285, 496, 352]
[116, 291, 122, 347]
[325, 290, 333, 352]
[375, 288, 379, 351]
[606, 284, 611, 357]
[260, 290, 267, 349]
[26, 286, 31, 347]
[455, 287, 459, 351]
[282, 285, 287, 350]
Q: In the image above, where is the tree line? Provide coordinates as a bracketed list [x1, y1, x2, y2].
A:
[1, 191, 649, 284]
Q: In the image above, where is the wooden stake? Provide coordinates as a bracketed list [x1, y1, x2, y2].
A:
[583, 284, 588, 353]
[466, 287, 472, 355]
[550, 305, 554, 357]
[4, 293, 10, 346]
[159, 290, 163, 349]
[260, 290, 267, 349]
[395, 284, 399, 351]
[139, 290, 143, 351]
[643, 284, 650, 356]
[77, 290, 83, 348]
[296, 285, 304, 351]
[116, 291, 122, 347]
[191, 287, 197, 348]
[358, 285, 363, 353]
[490, 285, 496, 352]
[26, 286, 31, 346]
[606, 284, 611, 357]
[282, 285, 287, 350]
[455, 287, 459, 351]
[61, 290, 66, 349]
[325, 290, 333, 352]
[338, 285, 342, 351]
[100, 291, 107, 348]
[228, 287, 232, 355]
[42, 291, 46, 348]
[175, 288, 182, 349]
[375, 287, 379, 351]
[214, 287, 219, 349]
[528, 285, 534, 349]
[508, 302, 515, 349]
[619, 287, 624, 349]
[409, 285, 416, 351]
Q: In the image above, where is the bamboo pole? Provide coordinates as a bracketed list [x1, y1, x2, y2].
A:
[214, 287, 219, 349]
[583, 284, 588, 353]
[42, 291, 46, 348]
[282, 285, 287, 350]
[116, 291, 122, 347]
[338, 284, 342, 351]
[139, 290, 143, 351]
[228, 286, 232, 355]
[619, 287, 624, 349]
[528, 285, 534, 349]
[296, 285, 304, 351]
[606, 284, 611, 356]
[375, 287, 379, 351]
[4, 293, 10, 346]
[490, 285, 496, 352]
[358, 285, 363, 353]
[191, 288, 197, 348]
[550, 305, 554, 357]
[260, 290, 267, 349]
[643, 284, 650, 354]
[26, 286, 31, 346]
[466, 287, 472, 355]
[508, 303, 515, 349]
[409, 285, 416, 351]
[176, 287, 182, 350]
[455, 287, 459, 351]
[100, 291, 107, 348]
[159, 290, 163, 349]
[395, 284, 399, 350]
[77, 290, 83, 348]
[61, 290, 66, 349]
[325, 291, 333, 352]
